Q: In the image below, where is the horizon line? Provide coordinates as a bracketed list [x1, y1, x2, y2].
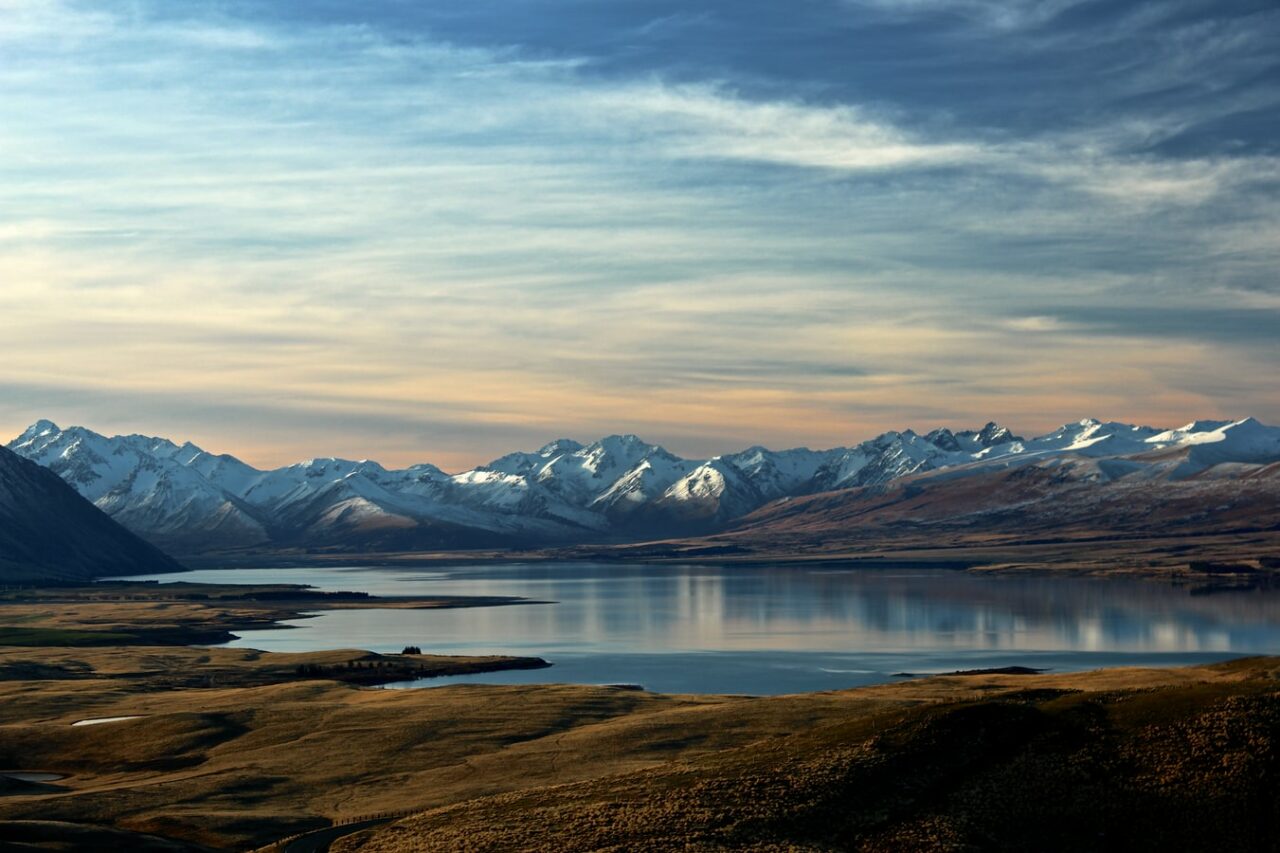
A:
[6, 414, 1264, 476]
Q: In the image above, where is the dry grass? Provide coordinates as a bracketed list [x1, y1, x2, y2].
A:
[335, 659, 1280, 853]
[0, 646, 1276, 851]
[2, 588, 1278, 851]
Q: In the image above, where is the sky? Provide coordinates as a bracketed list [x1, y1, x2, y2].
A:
[1, 0, 1278, 471]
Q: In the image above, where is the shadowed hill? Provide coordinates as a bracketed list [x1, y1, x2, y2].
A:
[0, 445, 182, 583]
[337, 660, 1280, 852]
[0, 646, 1275, 851]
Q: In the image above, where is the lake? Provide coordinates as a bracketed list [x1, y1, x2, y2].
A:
[116, 563, 1280, 695]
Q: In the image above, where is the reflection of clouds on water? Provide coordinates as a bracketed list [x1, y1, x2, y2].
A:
[463, 568, 1268, 655]
[114, 562, 1280, 694]
[120, 564, 1280, 660]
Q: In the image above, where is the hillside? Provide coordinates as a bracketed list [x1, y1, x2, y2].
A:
[336, 659, 1280, 853]
[0, 445, 182, 582]
[9, 417, 1280, 555]
[2, 643, 1271, 852]
[721, 449, 1280, 551]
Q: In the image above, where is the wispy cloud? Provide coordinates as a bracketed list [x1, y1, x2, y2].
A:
[0, 0, 1276, 466]
[844, 0, 1086, 31]
[595, 84, 985, 171]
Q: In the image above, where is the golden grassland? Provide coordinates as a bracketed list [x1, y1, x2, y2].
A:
[0, 584, 550, 695]
[336, 659, 1280, 853]
[0, 645, 1277, 850]
[0, 588, 1277, 851]
[0, 582, 539, 646]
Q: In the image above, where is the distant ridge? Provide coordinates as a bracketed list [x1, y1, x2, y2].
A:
[0, 444, 183, 582]
[8, 417, 1279, 555]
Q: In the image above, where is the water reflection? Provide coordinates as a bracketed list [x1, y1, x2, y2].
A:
[117, 563, 1280, 694]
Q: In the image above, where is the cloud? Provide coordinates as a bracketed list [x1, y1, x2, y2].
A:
[844, 0, 1086, 31]
[1030, 305, 1280, 344]
[596, 84, 985, 171]
[0, 0, 1277, 463]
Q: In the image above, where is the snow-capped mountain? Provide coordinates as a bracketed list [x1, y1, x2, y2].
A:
[8, 417, 1279, 554]
[8, 421, 270, 550]
[722, 418, 1280, 554]
[0, 444, 181, 581]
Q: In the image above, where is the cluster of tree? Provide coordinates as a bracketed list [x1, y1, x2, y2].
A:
[294, 659, 406, 677]
[401, 645, 422, 655]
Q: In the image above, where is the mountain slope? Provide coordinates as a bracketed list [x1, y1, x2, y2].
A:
[0, 445, 183, 582]
[718, 438, 1280, 555]
[9, 417, 1280, 555]
[10, 421, 269, 552]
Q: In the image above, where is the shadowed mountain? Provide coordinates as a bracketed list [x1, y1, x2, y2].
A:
[0, 445, 183, 583]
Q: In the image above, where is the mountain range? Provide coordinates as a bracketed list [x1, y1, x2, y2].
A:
[0, 444, 182, 582]
[8, 417, 1280, 555]
[700, 418, 1280, 560]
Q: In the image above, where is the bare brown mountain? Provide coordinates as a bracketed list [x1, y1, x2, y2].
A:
[0, 445, 183, 583]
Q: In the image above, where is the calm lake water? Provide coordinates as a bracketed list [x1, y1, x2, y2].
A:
[116, 563, 1280, 695]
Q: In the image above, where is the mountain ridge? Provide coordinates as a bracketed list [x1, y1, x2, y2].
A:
[0, 444, 183, 582]
[9, 417, 1279, 555]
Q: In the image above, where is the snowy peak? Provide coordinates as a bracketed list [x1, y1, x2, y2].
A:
[581, 434, 671, 470]
[658, 457, 765, 522]
[1159, 419, 1236, 437]
[535, 434, 692, 514]
[1027, 420, 1163, 456]
[1012, 417, 1280, 470]
[593, 454, 694, 515]
[538, 438, 584, 455]
[482, 439, 590, 477]
[925, 428, 962, 452]
[15, 419, 60, 443]
[403, 462, 448, 479]
[483, 450, 555, 477]
[720, 446, 832, 499]
[810, 423, 1021, 491]
[1145, 417, 1280, 475]
[9, 416, 1279, 554]
[8, 423, 267, 549]
[1149, 417, 1267, 447]
[975, 421, 1019, 447]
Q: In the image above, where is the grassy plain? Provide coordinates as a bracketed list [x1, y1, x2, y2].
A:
[0, 637, 1277, 850]
[336, 658, 1280, 853]
[0, 584, 1277, 852]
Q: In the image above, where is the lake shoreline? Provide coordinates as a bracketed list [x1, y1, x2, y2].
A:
[3, 569, 1278, 848]
[173, 531, 1280, 590]
[105, 562, 1280, 696]
[0, 581, 553, 681]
